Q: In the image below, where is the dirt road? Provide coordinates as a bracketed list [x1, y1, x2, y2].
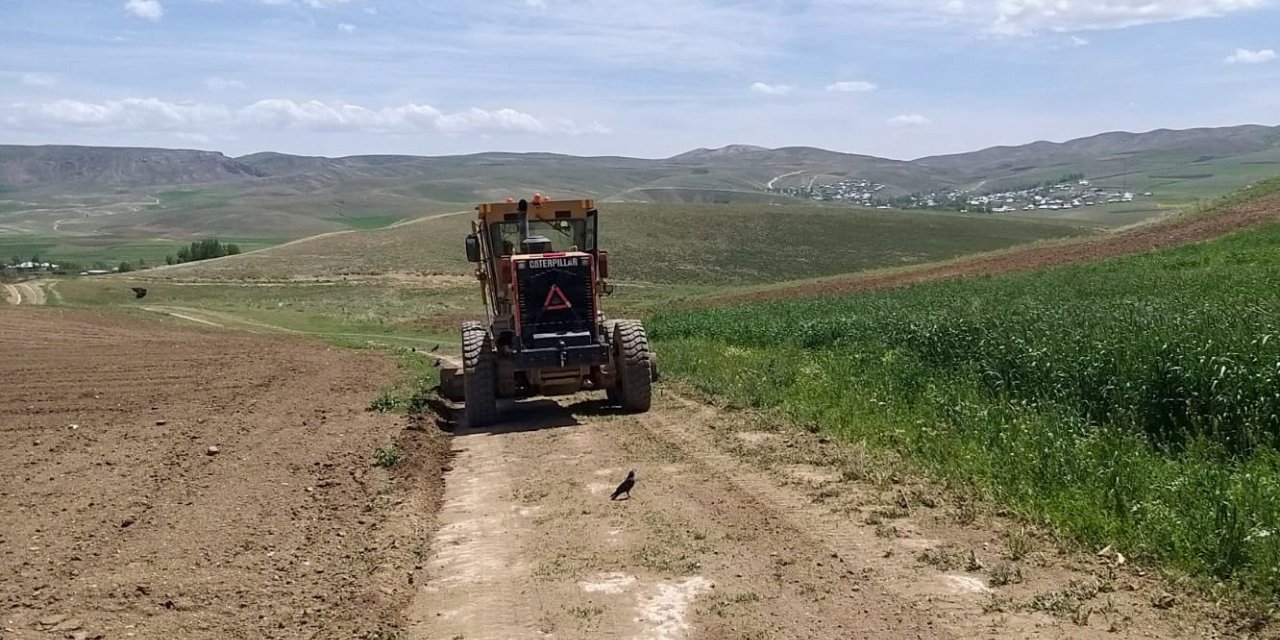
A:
[2, 281, 47, 305]
[411, 392, 1215, 639]
[0, 309, 448, 639]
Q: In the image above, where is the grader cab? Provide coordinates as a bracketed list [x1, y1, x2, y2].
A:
[439, 196, 653, 427]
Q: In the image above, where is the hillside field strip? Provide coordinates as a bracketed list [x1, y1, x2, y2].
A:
[53, 203, 1091, 343]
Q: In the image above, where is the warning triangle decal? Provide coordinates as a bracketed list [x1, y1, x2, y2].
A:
[542, 285, 573, 311]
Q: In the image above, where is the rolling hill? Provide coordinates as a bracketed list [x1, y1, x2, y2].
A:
[3, 123, 1277, 202]
[2, 123, 1280, 203]
[916, 124, 1280, 197]
[0, 145, 264, 190]
[1, 123, 1278, 262]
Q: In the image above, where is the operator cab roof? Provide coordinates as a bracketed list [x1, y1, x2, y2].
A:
[475, 198, 597, 224]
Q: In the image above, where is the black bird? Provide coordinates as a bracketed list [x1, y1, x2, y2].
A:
[430, 344, 440, 353]
[610, 470, 636, 501]
[130, 287, 148, 299]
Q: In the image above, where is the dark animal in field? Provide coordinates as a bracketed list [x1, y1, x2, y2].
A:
[131, 287, 148, 299]
[611, 470, 636, 500]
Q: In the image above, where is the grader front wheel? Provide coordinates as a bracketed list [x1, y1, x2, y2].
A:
[612, 320, 652, 413]
[462, 321, 498, 428]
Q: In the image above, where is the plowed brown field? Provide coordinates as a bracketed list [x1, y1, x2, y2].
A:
[0, 308, 446, 639]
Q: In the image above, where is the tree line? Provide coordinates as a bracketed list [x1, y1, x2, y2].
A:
[3, 237, 241, 274]
[165, 238, 241, 265]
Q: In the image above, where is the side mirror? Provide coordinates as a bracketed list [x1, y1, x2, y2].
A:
[464, 234, 481, 263]
[597, 251, 609, 279]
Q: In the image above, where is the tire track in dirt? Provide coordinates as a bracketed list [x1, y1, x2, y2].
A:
[407, 428, 548, 638]
[3, 283, 19, 305]
[411, 391, 1218, 639]
[15, 281, 47, 305]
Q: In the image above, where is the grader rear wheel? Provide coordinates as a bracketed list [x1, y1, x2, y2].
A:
[612, 320, 652, 413]
[602, 320, 621, 404]
[462, 321, 498, 427]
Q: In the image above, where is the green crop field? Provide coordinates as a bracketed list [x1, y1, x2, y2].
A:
[650, 181, 1280, 599]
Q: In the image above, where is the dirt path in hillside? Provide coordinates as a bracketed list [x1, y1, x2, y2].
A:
[411, 391, 1222, 639]
[0, 308, 448, 640]
[16, 281, 46, 305]
[2, 281, 46, 305]
[707, 195, 1280, 307]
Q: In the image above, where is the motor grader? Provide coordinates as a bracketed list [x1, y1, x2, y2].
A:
[438, 196, 653, 427]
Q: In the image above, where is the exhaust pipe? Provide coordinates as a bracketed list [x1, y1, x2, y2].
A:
[517, 198, 529, 244]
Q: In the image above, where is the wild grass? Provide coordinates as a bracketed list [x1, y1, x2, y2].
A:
[372, 443, 407, 468]
[650, 206, 1280, 597]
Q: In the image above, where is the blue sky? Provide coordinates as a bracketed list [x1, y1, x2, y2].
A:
[1, 0, 1278, 159]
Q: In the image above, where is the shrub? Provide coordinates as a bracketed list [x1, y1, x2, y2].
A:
[372, 443, 406, 468]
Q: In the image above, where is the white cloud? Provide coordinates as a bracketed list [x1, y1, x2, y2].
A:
[338, 22, 356, 33]
[1071, 35, 1090, 46]
[1225, 48, 1277, 64]
[750, 82, 793, 96]
[205, 76, 247, 91]
[20, 73, 58, 87]
[943, 0, 965, 14]
[124, 0, 163, 21]
[15, 98, 228, 129]
[825, 80, 877, 93]
[993, 0, 1264, 34]
[6, 97, 607, 137]
[888, 114, 931, 127]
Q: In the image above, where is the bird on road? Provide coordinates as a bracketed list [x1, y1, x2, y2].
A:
[611, 470, 636, 500]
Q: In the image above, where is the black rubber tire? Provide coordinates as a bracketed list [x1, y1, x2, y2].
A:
[601, 320, 621, 404]
[462, 321, 499, 428]
[613, 320, 652, 413]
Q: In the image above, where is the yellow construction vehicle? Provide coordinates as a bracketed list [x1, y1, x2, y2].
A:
[438, 195, 654, 426]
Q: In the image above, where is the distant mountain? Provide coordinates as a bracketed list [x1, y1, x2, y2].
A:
[669, 145, 769, 161]
[916, 125, 1280, 190]
[3, 124, 1279, 206]
[0, 145, 264, 189]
